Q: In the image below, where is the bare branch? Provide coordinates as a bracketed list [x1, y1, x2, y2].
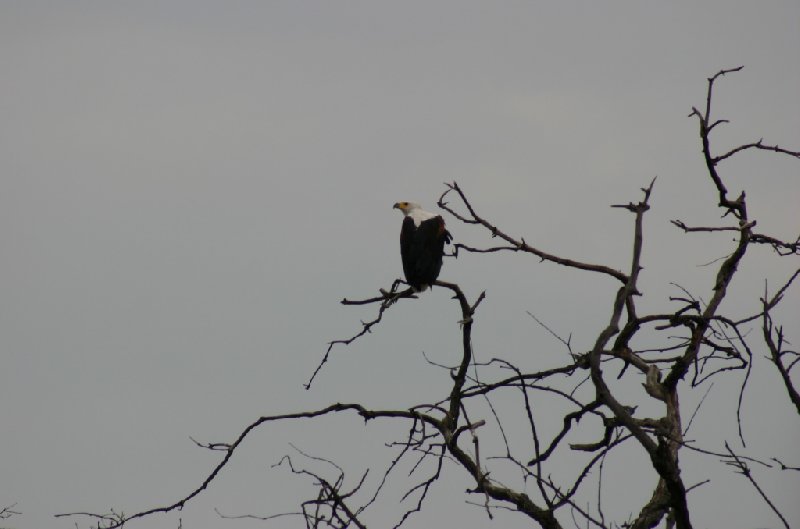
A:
[750, 232, 800, 255]
[57, 403, 440, 529]
[671, 219, 754, 234]
[724, 443, 791, 529]
[762, 287, 800, 416]
[714, 139, 800, 164]
[736, 268, 800, 325]
[439, 182, 630, 284]
[306, 282, 416, 389]
[0, 503, 21, 520]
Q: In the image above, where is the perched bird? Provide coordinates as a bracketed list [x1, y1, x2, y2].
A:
[393, 202, 452, 291]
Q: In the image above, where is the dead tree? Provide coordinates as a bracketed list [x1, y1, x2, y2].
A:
[59, 67, 798, 529]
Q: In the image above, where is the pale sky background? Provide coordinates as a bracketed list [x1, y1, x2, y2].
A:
[1, 3, 799, 529]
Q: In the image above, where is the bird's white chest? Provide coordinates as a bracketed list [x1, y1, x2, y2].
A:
[408, 209, 436, 227]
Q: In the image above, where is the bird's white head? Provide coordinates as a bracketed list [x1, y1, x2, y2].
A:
[393, 201, 437, 227]
[392, 201, 422, 216]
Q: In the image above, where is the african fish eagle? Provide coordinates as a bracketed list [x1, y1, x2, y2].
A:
[393, 202, 452, 291]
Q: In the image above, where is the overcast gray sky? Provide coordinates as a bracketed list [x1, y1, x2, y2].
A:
[1, 3, 799, 529]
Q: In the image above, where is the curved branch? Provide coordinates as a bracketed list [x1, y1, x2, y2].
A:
[57, 404, 440, 529]
[306, 282, 415, 389]
[438, 182, 629, 284]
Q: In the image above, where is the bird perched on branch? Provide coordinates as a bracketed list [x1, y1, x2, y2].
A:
[393, 202, 452, 292]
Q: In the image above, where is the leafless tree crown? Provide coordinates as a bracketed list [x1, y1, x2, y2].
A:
[58, 67, 799, 529]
